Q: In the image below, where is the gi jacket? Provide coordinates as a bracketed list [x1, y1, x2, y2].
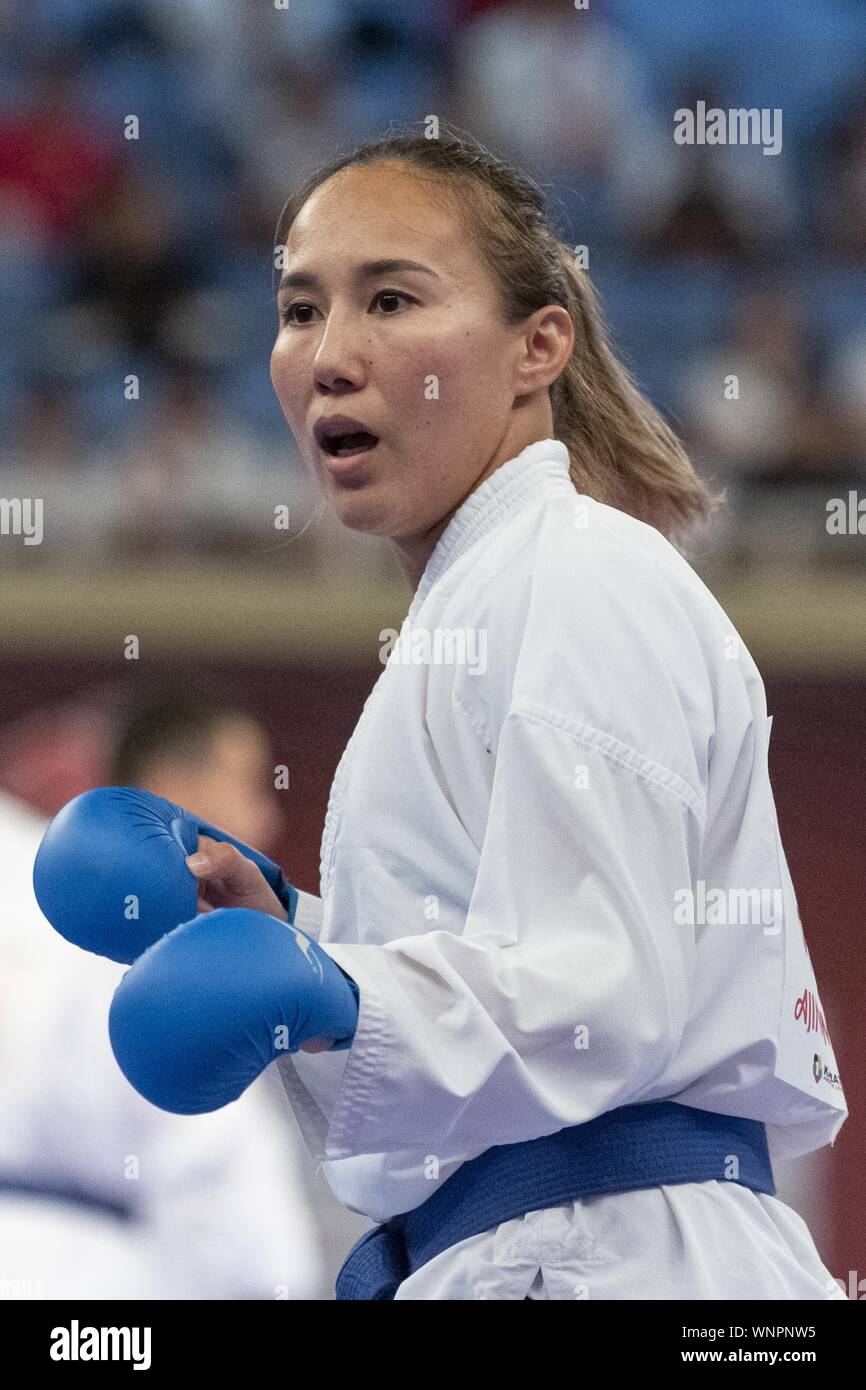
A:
[279, 438, 847, 1224]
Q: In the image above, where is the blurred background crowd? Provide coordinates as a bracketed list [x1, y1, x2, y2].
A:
[1, 0, 865, 571]
[0, 0, 865, 1300]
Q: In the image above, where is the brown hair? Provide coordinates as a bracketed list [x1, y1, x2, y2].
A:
[274, 124, 723, 547]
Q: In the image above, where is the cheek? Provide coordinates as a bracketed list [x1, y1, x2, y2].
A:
[269, 338, 301, 411]
[435, 317, 506, 391]
[394, 328, 492, 414]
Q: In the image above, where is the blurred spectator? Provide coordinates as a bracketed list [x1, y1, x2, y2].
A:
[634, 154, 749, 261]
[332, 1, 452, 136]
[611, 76, 800, 259]
[224, 63, 350, 212]
[678, 285, 851, 483]
[0, 687, 332, 1298]
[0, 54, 119, 251]
[454, 0, 649, 186]
[678, 284, 860, 567]
[107, 689, 281, 851]
[65, 169, 202, 361]
[818, 78, 866, 258]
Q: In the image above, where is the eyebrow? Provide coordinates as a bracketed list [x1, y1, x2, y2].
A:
[277, 258, 440, 294]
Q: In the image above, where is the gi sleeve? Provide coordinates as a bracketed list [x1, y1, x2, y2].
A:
[289, 697, 702, 1161]
[293, 888, 324, 939]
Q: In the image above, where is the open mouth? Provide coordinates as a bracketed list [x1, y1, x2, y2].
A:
[320, 431, 379, 459]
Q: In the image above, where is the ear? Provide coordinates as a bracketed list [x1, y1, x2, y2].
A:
[513, 304, 574, 398]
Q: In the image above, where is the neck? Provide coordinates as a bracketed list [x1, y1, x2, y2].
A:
[390, 412, 556, 591]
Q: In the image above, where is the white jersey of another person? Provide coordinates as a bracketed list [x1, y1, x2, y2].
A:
[279, 438, 847, 1300]
[0, 790, 327, 1300]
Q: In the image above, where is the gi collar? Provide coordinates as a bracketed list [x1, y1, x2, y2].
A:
[407, 438, 572, 620]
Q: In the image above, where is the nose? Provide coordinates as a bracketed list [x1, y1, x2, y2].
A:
[312, 308, 369, 393]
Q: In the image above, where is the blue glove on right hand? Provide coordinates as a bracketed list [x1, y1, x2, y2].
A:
[109, 907, 360, 1114]
[33, 786, 300, 964]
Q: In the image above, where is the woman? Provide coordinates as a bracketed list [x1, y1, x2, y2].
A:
[94, 127, 847, 1301]
[248, 129, 847, 1300]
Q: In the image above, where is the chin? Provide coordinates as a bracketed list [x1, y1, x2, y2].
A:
[330, 494, 394, 537]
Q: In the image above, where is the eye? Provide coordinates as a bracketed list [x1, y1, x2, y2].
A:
[370, 288, 413, 314]
[278, 300, 315, 326]
[277, 288, 415, 326]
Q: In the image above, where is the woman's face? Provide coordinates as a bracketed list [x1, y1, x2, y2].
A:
[269, 161, 568, 578]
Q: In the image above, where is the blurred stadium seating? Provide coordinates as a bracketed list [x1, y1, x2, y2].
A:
[0, 0, 862, 614]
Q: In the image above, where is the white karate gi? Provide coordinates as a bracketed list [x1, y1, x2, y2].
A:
[279, 438, 847, 1300]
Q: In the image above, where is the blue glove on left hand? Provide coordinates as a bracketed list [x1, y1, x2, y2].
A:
[33, 786, 300, 964]
[108, 908, 360, 1114]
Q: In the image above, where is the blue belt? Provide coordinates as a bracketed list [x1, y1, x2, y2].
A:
[335, 1101, 775, 1300]
[0, 1175, 136, 1222]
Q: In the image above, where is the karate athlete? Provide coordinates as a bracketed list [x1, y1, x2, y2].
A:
[34, 132, 847, 1301]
